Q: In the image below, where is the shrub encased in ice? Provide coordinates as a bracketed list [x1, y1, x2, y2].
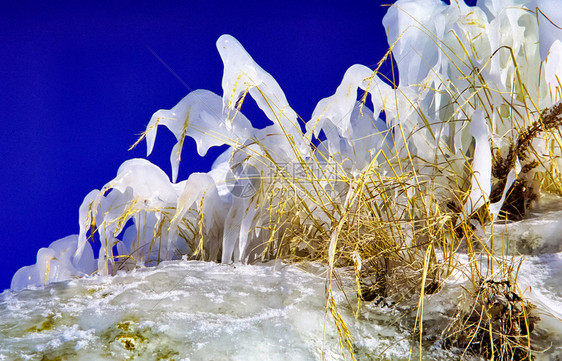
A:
[12, 0, 562, 290]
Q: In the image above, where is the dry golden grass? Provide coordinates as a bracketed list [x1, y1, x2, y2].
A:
[82, 6, 562, 360]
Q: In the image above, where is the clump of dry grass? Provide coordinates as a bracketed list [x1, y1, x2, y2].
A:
[444, 274, 540, 360]
[262, 61, 562, 361]
[182, 77, 562, 360]
[108, 70, 561, 361]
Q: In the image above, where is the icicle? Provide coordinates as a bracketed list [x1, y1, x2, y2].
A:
[383, 0, 447, 87]
[544, 40, 562, 100]
[221, 201, 244, 264]
[489, 162, 520, 219]
[306, 64, 393, 173]
[307, 65, 391, 140]
[168, 172, 219, 247]
[216, 35, 308, 156]
[74, 159, 181, 273]
[463, 109, 492, 215]
[144, 89, 254, 183]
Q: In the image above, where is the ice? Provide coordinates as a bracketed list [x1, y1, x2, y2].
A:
[6, 6, 562, 360]
[543, 40, 562, 101]
[0, 2, 512, 287]
[216, 35, 307, 156]
[306, 64, 393, 173]
[168, 172, 220, 251]
[463, 109, 492, 215]
[307, 64, 389, 141]
[529, 0, 562, 60]
[74, 159, 186, 274]
[9, 265, 41, 292]
[4, 256, 562, 360]
[488, 196, 562, 255]
[11, 235, 95, 291]
[477, 1, 528, 19]
[488, 166, 518, 218]
[382, 0, 447, 87]
[0, 261, 460, 361]
[144, 89, 253, 183]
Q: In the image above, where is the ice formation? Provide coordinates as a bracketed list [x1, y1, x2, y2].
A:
[6, 0, 562, 359]
[11, 235, 96, 289]
[10, 0, 562, 312]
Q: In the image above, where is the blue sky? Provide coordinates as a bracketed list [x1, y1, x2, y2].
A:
[0, 1, 477, 291]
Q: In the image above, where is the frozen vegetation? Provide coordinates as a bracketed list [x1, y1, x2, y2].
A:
[4, 0, 562, 359]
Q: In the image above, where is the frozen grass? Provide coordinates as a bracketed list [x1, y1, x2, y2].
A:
[11, 1, 562, 360]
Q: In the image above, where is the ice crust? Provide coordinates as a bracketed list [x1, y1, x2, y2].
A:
[0, 261, 468, 360]
[3, 253, 562, 360]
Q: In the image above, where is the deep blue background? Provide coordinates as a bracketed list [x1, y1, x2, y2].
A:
[0, 0, 476, 291]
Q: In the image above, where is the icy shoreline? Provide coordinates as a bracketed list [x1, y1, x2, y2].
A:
[0, 260, 456, 361]
[1, 245, 561, 360]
